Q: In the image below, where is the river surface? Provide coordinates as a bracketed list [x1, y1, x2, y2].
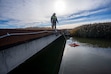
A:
[59, 37, 111, 74]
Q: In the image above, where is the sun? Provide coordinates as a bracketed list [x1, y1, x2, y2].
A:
[54, 0, 66, 15]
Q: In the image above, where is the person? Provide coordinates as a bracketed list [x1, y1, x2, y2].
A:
[51, 13, 58, 30]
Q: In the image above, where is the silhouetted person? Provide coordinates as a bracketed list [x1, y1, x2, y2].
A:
[51, 13, 58, 30]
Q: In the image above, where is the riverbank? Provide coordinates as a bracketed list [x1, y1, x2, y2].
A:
[70, 22, 111, 39]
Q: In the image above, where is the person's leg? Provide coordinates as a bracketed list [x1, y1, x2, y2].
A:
[52, 25, 53, 29]
[54, 22, 56, 31]
[55, 24, 56, 30]
[52, 23, 54, 29]
[54, 22, 58, 36]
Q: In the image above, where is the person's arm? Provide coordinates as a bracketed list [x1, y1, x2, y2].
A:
[51, 17, 52, 23]
[56, 17, 58, 23]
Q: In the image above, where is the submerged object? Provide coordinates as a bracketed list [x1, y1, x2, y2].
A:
[69, 43, 79, 47]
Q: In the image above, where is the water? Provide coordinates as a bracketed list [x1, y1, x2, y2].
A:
[59, 37, 111, 74]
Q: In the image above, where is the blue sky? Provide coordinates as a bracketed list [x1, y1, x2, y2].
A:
[0, 0, 111, 29]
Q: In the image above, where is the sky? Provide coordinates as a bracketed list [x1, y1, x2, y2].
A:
[0, 0, 111, 29]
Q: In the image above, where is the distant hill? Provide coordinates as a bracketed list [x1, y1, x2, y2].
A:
[70, 22, 111, 39]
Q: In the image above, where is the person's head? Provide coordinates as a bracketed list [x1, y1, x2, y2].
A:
[53, 13, 56, 16]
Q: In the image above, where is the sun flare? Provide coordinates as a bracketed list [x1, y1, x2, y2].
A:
[54, 0, 66, 15]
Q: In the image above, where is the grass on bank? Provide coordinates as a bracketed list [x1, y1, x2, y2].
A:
[70, 22, 111, 39]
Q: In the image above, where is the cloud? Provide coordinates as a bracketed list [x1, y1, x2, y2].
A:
[66, 0, 111, 13]
[0, 0, 111, 28]
[0, 0, 55, 21]
[68, 8, 110, 19]
[58, 7, 111, 25]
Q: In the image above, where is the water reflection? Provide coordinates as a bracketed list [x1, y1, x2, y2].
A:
[59, 37, 111, 74]
[73, 37, 111, 48]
